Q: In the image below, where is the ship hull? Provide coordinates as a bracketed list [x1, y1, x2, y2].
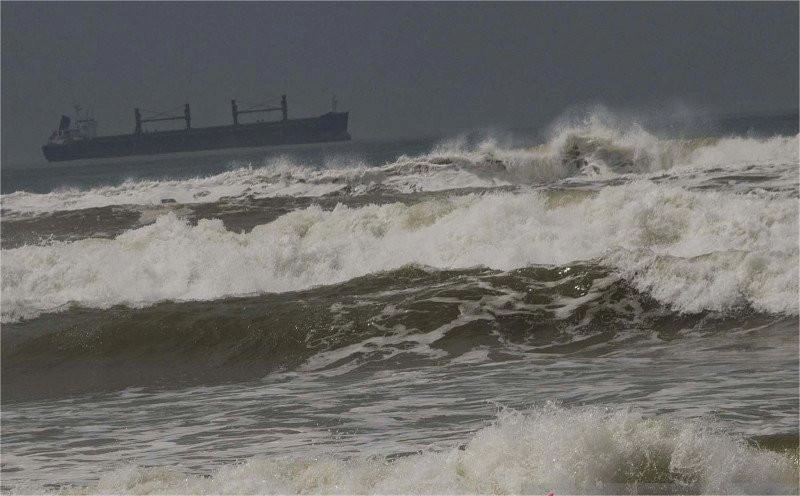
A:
[42, 112, 350, 162]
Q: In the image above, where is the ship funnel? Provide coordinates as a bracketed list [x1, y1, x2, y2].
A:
[59, 115, 71, 131]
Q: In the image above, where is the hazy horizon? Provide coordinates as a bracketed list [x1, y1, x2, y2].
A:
[2, 2, 798, 163]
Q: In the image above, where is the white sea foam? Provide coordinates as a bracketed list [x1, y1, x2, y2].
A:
[2, 127, 796, 216]
[74, 405, 798, 495]
[680, 134, 800, 170]
[3, 181, 796, 322]
[0, 161, 348, 216]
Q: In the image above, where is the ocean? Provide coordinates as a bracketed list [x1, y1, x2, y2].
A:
[1, 111, 798, 494]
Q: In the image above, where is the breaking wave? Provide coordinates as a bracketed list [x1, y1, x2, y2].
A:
[2, 122, 796, 215]
[2, 181, 796, 323]
[0, 262, 671, 401]
[70, 404, 798, 495]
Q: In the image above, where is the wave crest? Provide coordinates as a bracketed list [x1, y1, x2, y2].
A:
[79, 405, 799, 495]
[2, 122, 796, 215]
[2, 181, 796, 322]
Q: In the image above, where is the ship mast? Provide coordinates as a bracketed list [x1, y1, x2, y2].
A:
[230, 95, 288, 125]
[134, 104, 191, 134]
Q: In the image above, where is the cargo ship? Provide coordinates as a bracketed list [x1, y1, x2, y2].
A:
[42, 95, 350, 162]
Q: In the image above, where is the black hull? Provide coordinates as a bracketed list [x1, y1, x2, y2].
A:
[42, 112, 350, 162]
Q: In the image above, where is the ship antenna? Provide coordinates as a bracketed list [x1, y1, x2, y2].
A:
[332, 94, 337, 113]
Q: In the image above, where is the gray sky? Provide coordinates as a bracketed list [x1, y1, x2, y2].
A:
[2, 2, 798, 163]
